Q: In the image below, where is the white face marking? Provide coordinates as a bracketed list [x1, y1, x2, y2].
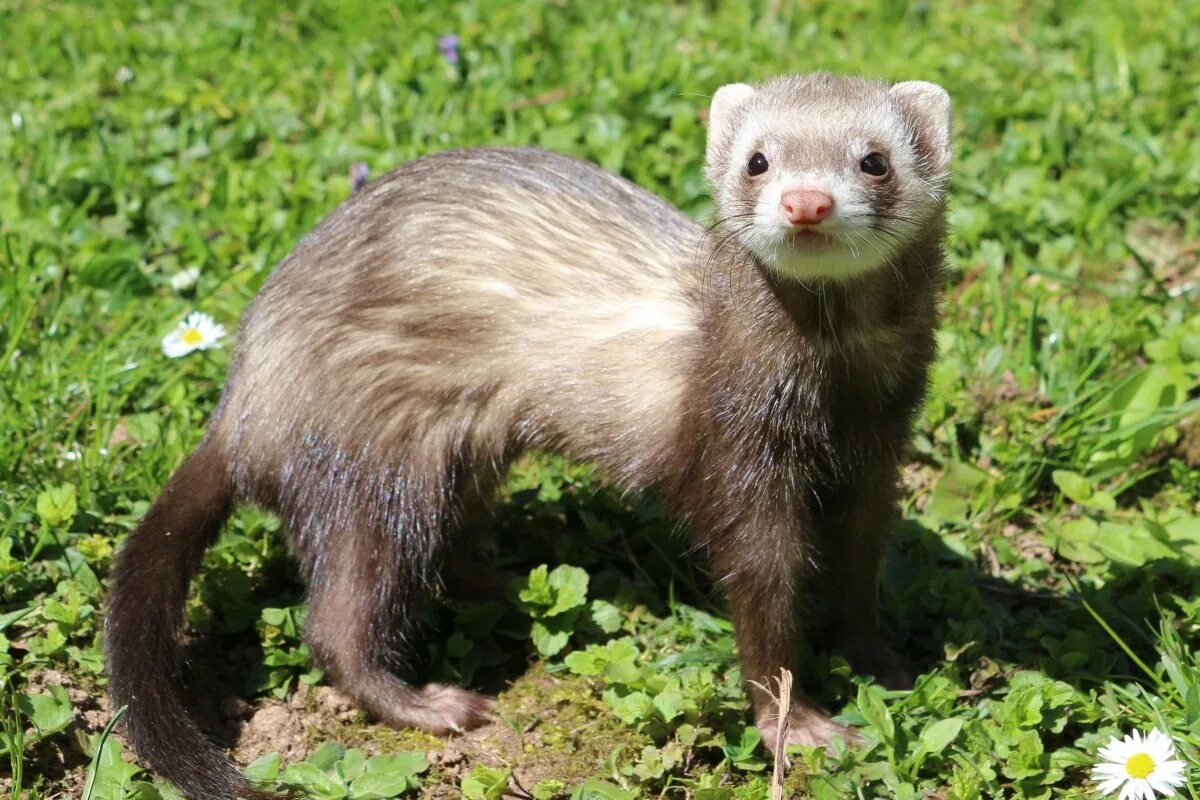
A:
[739, 124, 905, 281]
[710, 78, 950, 284]
[747, 159, 890, 281]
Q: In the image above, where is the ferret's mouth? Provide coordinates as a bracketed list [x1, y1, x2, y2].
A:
[786, 228, 836, 248]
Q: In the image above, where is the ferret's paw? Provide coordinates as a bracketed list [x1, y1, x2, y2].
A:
[758, 704, 864, 752]
[413, 683, 495, 734]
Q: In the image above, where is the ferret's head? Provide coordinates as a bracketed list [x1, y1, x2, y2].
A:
[705, 72, 952, 282]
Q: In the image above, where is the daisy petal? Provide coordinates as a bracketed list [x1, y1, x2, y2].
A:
[161, 330, 189, 358]
[1093, 764, 1127, 779]
[1099, 743, 1125, 762]
[1148, 776, 1178, 796]
[1126, 778, 1154, 800]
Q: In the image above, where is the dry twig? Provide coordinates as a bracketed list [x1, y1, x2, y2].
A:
[751, 667, 794, 800]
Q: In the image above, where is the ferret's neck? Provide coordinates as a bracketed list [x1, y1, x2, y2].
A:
[698, 232, 944, 360]
[685, 232, 945, 473]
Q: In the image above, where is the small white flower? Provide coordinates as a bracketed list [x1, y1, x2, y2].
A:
[116, 65, 134, 84]
[161, 312, 225, 358]
[11, 111, 22, 129]
[61, 446, 107, 462]
[1092, 729, 1187, 800]
[169, 266, 201, 291]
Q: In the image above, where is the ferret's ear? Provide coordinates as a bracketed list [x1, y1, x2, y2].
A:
[707, 83, 756, 166]
[889, 81, 952, 173]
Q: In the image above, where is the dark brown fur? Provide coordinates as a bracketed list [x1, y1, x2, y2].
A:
[106, 73, 949, 799]
[670, 234, 943, 743]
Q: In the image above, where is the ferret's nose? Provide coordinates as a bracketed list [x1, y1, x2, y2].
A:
[780, 189, 834, 225]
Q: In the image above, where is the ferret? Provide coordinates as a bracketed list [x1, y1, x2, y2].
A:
[106, 71, 952, 800]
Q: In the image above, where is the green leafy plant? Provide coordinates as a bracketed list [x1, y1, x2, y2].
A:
[514, 564, 591, 657]
[252, 604, 323, 698]
[246, 743, 427, 799]
[461, 765, 511, 799]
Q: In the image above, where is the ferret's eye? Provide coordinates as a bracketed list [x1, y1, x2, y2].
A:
[747, 152, 769, 176]
[860, 153, 889, 176]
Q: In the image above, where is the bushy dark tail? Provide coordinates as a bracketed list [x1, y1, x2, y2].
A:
[105, 437, 267, 800]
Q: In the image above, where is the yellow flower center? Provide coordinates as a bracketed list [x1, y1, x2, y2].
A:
[181, 328, 204, 346]
[1126, 753, 1155, 779]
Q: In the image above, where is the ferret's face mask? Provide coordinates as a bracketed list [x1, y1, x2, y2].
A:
[705, 74, 952, 282]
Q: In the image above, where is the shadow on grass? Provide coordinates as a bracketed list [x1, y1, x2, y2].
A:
[882, 520, 1194, 697]
[175, 477, 1193, 755]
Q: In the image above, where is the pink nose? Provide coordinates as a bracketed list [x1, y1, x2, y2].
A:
[780, 189, 834, 225]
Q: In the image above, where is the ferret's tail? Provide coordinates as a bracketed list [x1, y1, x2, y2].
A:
[105, 436, 266, 800]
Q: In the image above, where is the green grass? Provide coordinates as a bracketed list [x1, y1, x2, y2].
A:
[2, 0, 1200, 797]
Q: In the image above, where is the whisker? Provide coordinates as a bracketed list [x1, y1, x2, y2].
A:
[699, 219, 761, 317]
[849, 229, 906, 289]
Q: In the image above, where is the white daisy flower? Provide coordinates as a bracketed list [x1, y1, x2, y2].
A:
[169, 266, 200, 291]
[162, 312, 225, 358]
[1092, 728, 1187, 800]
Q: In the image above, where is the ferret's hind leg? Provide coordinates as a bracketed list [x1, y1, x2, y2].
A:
[442, 472, 513, 603]
[302, 495, 492, 734]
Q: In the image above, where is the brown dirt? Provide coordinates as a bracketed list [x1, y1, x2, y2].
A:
[1174, 412, 1200, 471]
[1004, 522, 1055, 565]
[1124, 216, 1200, 294]
[14, 667, 111, 799]
[902, 462, 938, 512]
[21, 663, 637, 798]
[227, 667, 636, 797]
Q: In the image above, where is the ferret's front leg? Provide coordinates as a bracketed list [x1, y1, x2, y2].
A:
[819, 465, 913, 690]
[711, 509, 861, 751]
